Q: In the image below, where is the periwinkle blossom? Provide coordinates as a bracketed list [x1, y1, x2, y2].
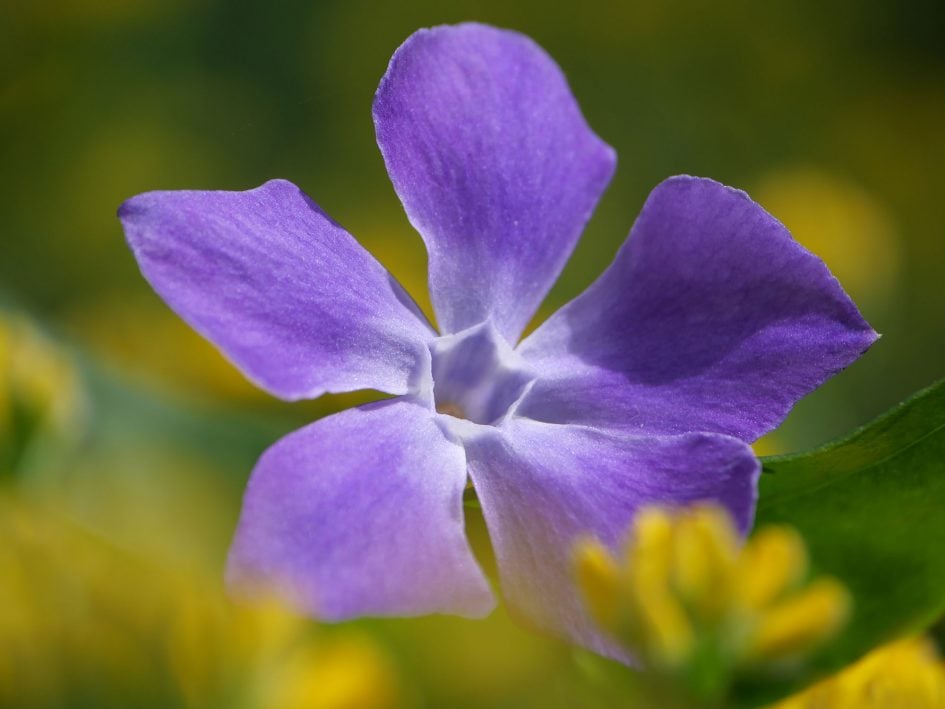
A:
[118, 23, 876, 658]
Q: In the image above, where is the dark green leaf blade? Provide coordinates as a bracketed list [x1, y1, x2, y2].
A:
[736, 378, 945, 706]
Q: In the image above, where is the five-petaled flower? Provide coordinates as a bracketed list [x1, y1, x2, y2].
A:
[118, 23, 876, 659]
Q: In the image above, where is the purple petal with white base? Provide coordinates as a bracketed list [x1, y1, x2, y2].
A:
[374, 23, 616, 342]
[227, 398, 494, 619]
[518, 176, 878, 441]
[465, 418, 759, 657]
[120, 179, 434, 400]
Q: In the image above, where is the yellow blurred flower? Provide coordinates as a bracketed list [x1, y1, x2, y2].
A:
[65, 296, 377, 417]
[753, 167, 900, 306]
[574, 504, 850, 677]
[0, 311, 87, 472]
[260, 635, 404, 709]
[66, 296, 266, 404]
[0, 492, 406, 709]
[771, 635, 945, 709]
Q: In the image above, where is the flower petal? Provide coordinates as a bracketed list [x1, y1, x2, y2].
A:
[226, 398, 494, 619]
[374, 23, 615, 342]
[119, 179, 435, 400]
[465, 419, 759, 659]
[518, 176, 878, 441]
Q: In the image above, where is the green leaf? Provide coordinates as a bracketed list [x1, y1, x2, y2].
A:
[735, 378, 945, 706]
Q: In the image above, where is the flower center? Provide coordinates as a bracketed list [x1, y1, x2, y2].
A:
[428, 322, 535, 426]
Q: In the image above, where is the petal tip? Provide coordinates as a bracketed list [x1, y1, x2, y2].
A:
[116, 195, 143, 221]
[456, 586, 499, 619]
[657, 173, 751, 202]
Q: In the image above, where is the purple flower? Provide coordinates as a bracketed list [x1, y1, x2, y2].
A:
[118, 23, 876, 658]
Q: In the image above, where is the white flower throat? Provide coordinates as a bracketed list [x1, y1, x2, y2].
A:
[426, 322, 536, 427]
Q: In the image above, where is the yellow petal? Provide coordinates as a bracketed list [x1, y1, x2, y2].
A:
[745, 577, 850, 663]
[626, 507, 694, 667]
[632, 585, 695, 669]
[625, 507, 675, 586]
[734, 525, 808, 612]
[573, 536, 621, 631]
[672, 505, 739, 621]
[770, 636, 945, 709]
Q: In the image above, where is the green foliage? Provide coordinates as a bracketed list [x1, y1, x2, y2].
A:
[737, 378, 945, 706]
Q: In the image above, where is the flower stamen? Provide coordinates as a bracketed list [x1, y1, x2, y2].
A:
[435, 401, 468, 420]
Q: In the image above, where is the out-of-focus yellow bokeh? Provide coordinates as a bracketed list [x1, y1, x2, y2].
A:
[0, 492, 405, 709]
[770, 635, 945, 709]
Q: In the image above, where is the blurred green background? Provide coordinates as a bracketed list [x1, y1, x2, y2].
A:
[1, 1, 943, 707]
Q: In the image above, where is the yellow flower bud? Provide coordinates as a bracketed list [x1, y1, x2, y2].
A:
[671, 505, 739, 621]
[625, 507, 695, 667]
[573, 503, 852, 686]
[745, 577, 851, 664]
[633, 583, 696, 669]
[734, 525, 808, 612]
[626, 507, 676, 578]
[573, 536, 621, 631]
